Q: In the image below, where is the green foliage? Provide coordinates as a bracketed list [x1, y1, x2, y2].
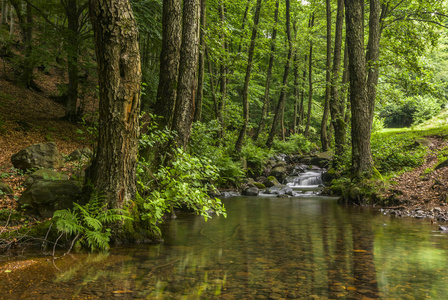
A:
[241, 140, 271, 176]
[271, 134, 315, 154]
[53, 193, 131, 251]
[137, 148, 226, 236]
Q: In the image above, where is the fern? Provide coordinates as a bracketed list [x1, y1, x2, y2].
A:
[53, 193, 132, 252]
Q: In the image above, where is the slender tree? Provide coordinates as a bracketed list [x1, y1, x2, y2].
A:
[88, 0, 141, 207]
[320, 0, 332, 151]
[154, 0, 182, 128]
[330, 0, 346, 169]
[171, 0, 200, 149]
[304, 14, 314, 137]
[194, 0, 206, 122]
[235, 0, 262, 153]
[266, 0, 293, 148]
[253, 0, 279, 142]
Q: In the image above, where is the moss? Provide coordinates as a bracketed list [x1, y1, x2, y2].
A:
[253, 182, 266, 189]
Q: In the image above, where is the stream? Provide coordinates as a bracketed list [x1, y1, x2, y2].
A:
[2, 172, 448, 299]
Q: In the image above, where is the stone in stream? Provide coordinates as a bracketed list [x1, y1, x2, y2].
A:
[242, 186, 259, 196]
[11, 142, 62, 171]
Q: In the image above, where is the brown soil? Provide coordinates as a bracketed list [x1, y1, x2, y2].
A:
[382, 137, 448, 222]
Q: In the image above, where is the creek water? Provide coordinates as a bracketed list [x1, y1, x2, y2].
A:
[2, 185, 448, 299]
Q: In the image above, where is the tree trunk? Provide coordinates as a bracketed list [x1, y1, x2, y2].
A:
[65, 0, 80, 122]
[235, 0, 262, 153]
[205, 46, 219, 119]
[194, 0, 206, 123]
[330, 0, 346, 169]
[253, 0, 279, 142]
[9, 5, 14, 37]
[88, 0, 141, 208]
[304, 14, 314, 138]
[345, 0, 373, 179]
[293, 52, 299, 134]
[320, 0, 332, 151]
[154, 0, 182, 128]
[1, 0, 6, 25]
[171, 0, 200, 149]
[366, 0, 381, 130]
[218, 2, 228, 137]
[298, 54, 308, 132]
[266, 0, 293, 148]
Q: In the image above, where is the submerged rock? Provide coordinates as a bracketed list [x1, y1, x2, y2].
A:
[242, 186, 259, 196]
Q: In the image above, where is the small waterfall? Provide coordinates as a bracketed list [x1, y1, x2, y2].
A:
[285, 171, 324, 194]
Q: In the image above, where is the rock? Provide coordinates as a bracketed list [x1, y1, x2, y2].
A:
[11, 142, 61, 171]
[242, 186, 259, 196]
[18, 180, 82, 218]
[310, 152, 332, 168]
[23, 169, 69, 188]
[253, 182, 266, 189]
[269, 166, 287, 182]
[322, 169, 337, 185]
[265, 185, 292, 196]
[414, 138, 433, 147]
[68, 148, 93, 161]
[0, 182, 13, 195]
[435, 159, 448, 170]
[263, 176, 280, 188]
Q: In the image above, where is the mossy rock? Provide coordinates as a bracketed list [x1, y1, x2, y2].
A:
[0, 182, 13, 195]
[253, 182, 266, 189]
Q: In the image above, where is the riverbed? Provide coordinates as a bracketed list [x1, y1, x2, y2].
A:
[1, 195, 448, 299]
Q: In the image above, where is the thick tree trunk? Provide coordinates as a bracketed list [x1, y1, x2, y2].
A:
[345, 0, 373, 179]
[194, 0, 206, 122]
[88, 0, 141, 208]
[235, 0, 262, 153]
[266, 0, 293, 148]
[171, 0, 200, 149]
[304, 14, 314, 138]
[253, 0, 279, 142]
[330, 0, 346, 169]
[321, 0, 332, 151]
[154, 0, 182, 128]
[65, 0, 80, 122]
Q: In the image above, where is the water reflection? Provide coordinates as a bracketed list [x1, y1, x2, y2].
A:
[1, 196, 448, 299]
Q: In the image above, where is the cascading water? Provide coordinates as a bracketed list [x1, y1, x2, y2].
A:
[285, 170, 324, 194]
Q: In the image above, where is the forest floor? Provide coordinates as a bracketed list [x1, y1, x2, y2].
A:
[380, 136, 448, 222]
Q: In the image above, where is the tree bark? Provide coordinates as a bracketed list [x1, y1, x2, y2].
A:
[304, 14, 314, 138]
[366, 0, 381, 130]
[298, 54, 308, 132]
[171, 0, 200, 149]
[235, 0, 262, 153]
[194, 0, 206, 123]
[330, 0, 346, 169]
[253, 0, 279, 142]
[154, 0, 182, 128]
[218, 2, 228, 137]
[65, 0, 80, 122]
[266, 0, 293, 148]
[88, 0, 141, 208]
[321, 0, 332, 151]
[345, 0, 373, 179]
[205, 46, 219, 119]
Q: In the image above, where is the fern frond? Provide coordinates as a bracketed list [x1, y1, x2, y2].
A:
[85, 229, 110, 251]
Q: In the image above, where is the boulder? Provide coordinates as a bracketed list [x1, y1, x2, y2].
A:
[23, 169, 69, 188]
[11, 142, 61, 171]
[269, 165, 287, 182]
[0, 182, 13, 195]
[265, 185, 293, 196]
[310, 152, 333, 168]
[68, 148, 93, 161]
[263, 176, 280, 188]
[242, 186, 259, 196]
[18, 180, 82, 218]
